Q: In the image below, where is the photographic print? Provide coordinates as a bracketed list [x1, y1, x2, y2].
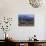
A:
[18, 14, 34, 26]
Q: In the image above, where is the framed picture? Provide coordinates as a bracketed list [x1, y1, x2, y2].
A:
[18, 14, 34, 26]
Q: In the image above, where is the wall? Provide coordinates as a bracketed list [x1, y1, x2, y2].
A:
[0, 0, 46, 40]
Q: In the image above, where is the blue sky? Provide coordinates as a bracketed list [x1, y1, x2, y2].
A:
[19, 15, 34, 20]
